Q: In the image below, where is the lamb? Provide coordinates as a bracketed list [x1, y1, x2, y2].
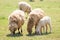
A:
[8, 10, 25, 35]
[27, 8, 45, 34]
[35, 16, 52, 35]
[18, 2, 32, 14]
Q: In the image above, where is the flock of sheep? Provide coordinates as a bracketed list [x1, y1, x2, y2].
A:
[8, 1, 52, 35]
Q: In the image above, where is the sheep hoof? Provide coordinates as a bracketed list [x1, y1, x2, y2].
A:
[12, 31, 15, 34]
[18, 32, 20, 34]
[11, 32, 15, 35]
[29, 32, 32, 35]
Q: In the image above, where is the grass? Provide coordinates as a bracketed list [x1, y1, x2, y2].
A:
[0, 0, 60, 40]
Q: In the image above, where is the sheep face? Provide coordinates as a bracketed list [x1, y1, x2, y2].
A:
[18, 2, 32, 14]
[9, 22, 18, 34]
[27, 7, 32, 13]
[27, 17, 34, 34]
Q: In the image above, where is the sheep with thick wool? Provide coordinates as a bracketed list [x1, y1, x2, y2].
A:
[27, 8, 45, 34]
[8, 10, 25, 34]
[35, 16, 52, 35]
[18, 2, 32, 14]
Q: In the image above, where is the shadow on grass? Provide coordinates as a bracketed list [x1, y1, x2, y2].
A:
[26, 32, 52, 36]
[26, 33, 36, 36]
[41, 32, 52, 36]
[6, 33, 23, 37]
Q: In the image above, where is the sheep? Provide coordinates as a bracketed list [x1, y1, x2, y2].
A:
[27, 8, 45, 34]
[18, 1, 32, 14]
[8, 10, 25, 35]
[35, 16, 52, 35]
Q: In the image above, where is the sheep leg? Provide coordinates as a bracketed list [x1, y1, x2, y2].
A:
[42, 26, 45, 33]
[18, 28, 20, 34]
[46, 24, 48, 34]
[13, 31, 15, 34]
[43, 26, 45, 33]
[11, 30, 15, 35]
[48, 23, 52, 33]
[40, 26, 42, 35]
[35, 26, 37, 34]
[35, 23, 38, 34]
[21, 28, 22, 33]
[11, 31, 15, 35]
[28, 29, 32, 35]
[35, 23, 37, 29]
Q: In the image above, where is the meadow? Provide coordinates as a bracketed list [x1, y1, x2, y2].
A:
[0, 0, 60, 40]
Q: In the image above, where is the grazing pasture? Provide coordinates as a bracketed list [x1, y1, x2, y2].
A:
[0, 0, 60, 40]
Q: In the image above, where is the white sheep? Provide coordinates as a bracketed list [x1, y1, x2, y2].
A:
[36, 16, 52, 35]
[8, 10, 25, 35]
[18, 1, 32, 14]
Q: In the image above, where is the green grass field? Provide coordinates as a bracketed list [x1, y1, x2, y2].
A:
[0, 0, 60, 40]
